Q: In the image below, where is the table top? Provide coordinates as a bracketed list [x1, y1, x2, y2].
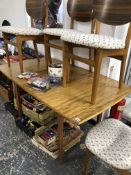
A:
[0, 59, 131, 125]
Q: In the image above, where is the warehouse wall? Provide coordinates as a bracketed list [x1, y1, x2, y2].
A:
[0, 0, 27, 27]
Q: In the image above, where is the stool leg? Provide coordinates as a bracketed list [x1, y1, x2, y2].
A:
[91, 50, 103, 104]
[17, 36, 23, 73]
[33, 41, 40, 62]
[82, 149, 93, 175]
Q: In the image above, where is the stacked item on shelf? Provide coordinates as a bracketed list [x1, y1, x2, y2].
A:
[15, 115, 41, 137]
[18, 72, 50, 91]
[14, 94, 56, 125]
[32, 122, 83, 159]
[48, 63, 63, 84]
[17, 64, 63, 92]
[17, 72, 39, 80]
[27, 78, 50, 91]
[15, 93, 57, 137]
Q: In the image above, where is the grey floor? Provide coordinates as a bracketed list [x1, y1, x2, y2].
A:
[0, 97, 118, 175]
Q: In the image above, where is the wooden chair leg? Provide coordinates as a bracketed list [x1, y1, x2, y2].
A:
[89, 48, 94, 73]
[4, 42, 10, 67]
[3, 33, 10, 67]
[44, 35, 52, 73]
[119, 56, 127, 89]
[67, 46, 73, 82]
[71, 59, 75, 66]
[17, 37, 23, 73]
[33, 41, 40, 62]
[63, 42, 70, 87]
[82, 149, 93, 175]
[91, 50, 103, 104]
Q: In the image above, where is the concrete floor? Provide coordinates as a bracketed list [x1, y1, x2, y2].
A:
[0, 97, 118, 175]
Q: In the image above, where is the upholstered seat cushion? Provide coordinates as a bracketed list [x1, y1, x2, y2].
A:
[43, 28, 81, 37]
[61, 32, 125, 49]
[86, 119, 131, 170]
[0, 26, 43, 36]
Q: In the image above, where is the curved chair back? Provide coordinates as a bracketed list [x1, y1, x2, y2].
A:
[67, 0, 93, 22]
[93, 0, 131, 25]
[26, 0, 46, 20]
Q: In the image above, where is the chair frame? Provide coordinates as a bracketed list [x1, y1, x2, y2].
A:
[44, 0, 96, 72]
[82, 149, 131, 175]
[63, 22, 131, 104]
[2, 0, 49, 73]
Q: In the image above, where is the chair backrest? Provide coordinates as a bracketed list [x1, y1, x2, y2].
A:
[93, 0, 131, 25]
[26, 0, 46, 20]
[67, 0, 94, 30]
[67, 0, 93, 23]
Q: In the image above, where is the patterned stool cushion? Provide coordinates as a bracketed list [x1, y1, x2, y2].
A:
[61, 32, 125, 49]
[43, 28, 81, 37]
[86, 119, 131, 170]
[0, 26, 43, 36]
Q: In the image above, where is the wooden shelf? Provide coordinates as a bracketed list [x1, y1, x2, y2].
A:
[0, 59, 131, 125]
[32, 123, 83, 159]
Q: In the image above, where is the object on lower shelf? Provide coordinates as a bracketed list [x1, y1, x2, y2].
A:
[21, 94, 40, 110]
[32, 122, 83, 158]
[21, 104, 56, 125]
[15, 115, 41, 137]
[14, 94, 57, 125]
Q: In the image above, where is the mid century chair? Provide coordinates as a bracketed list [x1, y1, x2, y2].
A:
[43, 0, 99, 72]
[83, 119, 131, 175]
[61, 0, 131, 104]
[0, 0, 50, 73]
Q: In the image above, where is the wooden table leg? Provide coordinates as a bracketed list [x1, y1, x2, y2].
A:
[97, 113, 103, 123]
[13, 83, 22, 118]
[57, 115, 64, 163]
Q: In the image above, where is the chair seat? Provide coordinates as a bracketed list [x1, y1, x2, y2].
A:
[86, 119, 131, 170]
[43, 28, 81, 37]
[61, 32, 125, 49]
[0, 26, 43, 36]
